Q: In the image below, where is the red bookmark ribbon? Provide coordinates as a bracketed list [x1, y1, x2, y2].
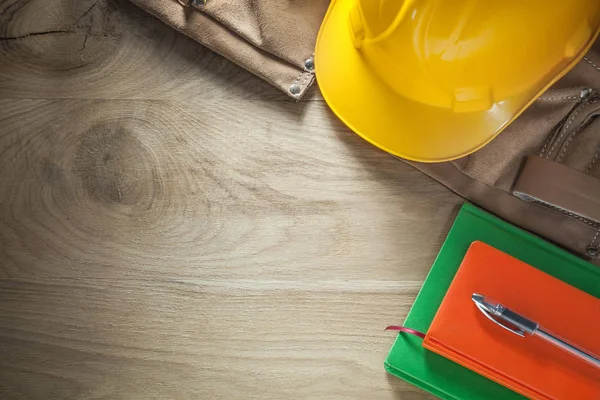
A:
[385, 326, 426, 339]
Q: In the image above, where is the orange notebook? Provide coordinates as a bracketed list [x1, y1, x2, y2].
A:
[423, 241, 600, 400]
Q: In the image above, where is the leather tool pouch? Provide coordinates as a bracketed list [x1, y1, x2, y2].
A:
[412, 41, 600, 264]
[128, 0, 329, 98]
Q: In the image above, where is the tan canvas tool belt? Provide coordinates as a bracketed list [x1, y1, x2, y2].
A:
[129, 0, 600, 265]
[128, 0, 329, 99]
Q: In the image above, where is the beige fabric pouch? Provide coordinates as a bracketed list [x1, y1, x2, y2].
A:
[128, 0, 329, 98]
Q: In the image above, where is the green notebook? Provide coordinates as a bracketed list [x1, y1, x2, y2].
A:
[385, 203, 600, 400]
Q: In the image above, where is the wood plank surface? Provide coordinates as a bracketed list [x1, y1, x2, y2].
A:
[0, 1, 461, 399]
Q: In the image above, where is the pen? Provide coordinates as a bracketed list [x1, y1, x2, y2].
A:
[472, 293, 600, 369]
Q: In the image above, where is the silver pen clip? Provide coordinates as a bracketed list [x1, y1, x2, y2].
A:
[472, 293, 526, 337]
[472, 293, 600, 369]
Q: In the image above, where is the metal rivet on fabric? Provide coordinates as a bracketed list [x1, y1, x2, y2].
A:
[586, 246, 599, 257]
[304, 57, 315, 72]
[191, 0, 207, 6]
[289, 83, 301, 95]
[580, 88, 592, 98]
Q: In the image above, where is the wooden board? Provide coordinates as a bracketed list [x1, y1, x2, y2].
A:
[0, 1, 460, 398]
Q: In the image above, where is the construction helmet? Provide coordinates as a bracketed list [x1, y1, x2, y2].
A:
[315, 0, 600, 162]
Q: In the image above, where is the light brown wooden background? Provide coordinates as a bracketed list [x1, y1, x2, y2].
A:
[0, 1, 460, 398]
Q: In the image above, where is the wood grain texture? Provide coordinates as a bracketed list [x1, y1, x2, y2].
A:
[0, 1, 461, 399]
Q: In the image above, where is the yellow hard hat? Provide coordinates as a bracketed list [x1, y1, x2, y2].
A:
[315, 0, 600, 162]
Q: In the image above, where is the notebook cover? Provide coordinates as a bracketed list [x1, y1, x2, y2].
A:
[384, 203, 600, 400]
[423, 242, 600, 399]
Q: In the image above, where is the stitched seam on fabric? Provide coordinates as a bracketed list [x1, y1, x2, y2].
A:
[540, 123, 563, 158]
[540, 102, 584, 157]
[547, 106, 582, 158]
[547, 99, 600, 159]
[291, 70, 314, 94]
[292, 71, 302, 85]
[538, 96, 580, 101]
[523, 198, 600, 228]
[583, 56, 600, 73]
[300, 71, 310, 89]
[291, 71, 306, 89]
[539, 131, 554, 157]
[557, 124, 585, 163]
[589, 230, 600, 258]
[587, 146, 600, 174]
[591, 230, 600, 247]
